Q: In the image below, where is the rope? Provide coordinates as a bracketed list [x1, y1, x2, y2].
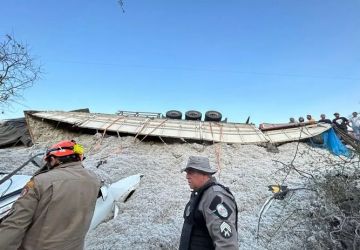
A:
[100, 116, 125, 144]
[234, 124, 245, 143]
[134, 118, 151, 142]
[253, 124, 268, 143]
[213, 122, 224, 179]
[158, 136, 167, 145]
[139, 119, 168, 143]
[209, 122, 215, 143]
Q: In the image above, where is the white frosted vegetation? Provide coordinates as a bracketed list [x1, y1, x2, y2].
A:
[0, 135, 348, 249]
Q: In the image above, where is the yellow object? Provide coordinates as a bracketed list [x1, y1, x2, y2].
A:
[21, 179, 35, 197]
[269, 185, 281, 193]
[73, 143, 84, 155]
[25, 179, 35, 189]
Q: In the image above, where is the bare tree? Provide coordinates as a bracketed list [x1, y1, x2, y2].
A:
[0, 34, 41, 110]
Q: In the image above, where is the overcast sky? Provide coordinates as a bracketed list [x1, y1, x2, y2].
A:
[1, 0, 359, 124]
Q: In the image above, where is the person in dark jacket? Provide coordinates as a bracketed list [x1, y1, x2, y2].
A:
[318, 114, 332, 124]
[179, 156, 238, 250]
[332, 112, 349, 132]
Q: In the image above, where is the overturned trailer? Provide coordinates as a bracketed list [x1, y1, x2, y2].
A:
[24, 110, 331, 145]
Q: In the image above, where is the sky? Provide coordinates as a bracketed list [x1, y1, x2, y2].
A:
[1, 0, 359, 124]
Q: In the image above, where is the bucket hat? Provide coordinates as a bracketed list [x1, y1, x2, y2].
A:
[181, 156, 217, 175]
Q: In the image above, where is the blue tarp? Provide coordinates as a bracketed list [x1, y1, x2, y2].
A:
[322, 128, 350, 157]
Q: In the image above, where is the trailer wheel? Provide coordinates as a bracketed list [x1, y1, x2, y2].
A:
[166, 110, 182, 119]
[185, 110, 202, 120]
[204, 110, 222, 122]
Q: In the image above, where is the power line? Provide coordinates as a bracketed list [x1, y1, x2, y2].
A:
[46, 60, 360, 81]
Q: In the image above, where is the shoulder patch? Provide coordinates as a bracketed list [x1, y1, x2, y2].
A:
[209, 195, 222, 210]
[220, 221, 232, 238]
[209, 195, 233, 219]
[20, 179, 35, 197]
[26, 180, 35, 189]
[216, 203, 229, 218]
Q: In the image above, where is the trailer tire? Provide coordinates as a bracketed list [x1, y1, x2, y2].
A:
[185, 110, 202, 120]
[166, 110, 182, 119]
[204, 110, 222, 122]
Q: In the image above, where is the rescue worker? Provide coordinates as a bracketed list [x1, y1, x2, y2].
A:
[179, 156, 239, 250]
[0, 140, 101, 250]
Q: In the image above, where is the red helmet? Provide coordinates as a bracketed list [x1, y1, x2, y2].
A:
[45, 140, 82, 160]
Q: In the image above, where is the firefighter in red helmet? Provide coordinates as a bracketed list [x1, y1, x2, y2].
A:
[44, 140, 85, 167]
[0, 140, 101, 250]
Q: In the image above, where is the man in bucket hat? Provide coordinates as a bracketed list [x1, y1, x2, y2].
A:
[179, 156, 239, 250]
